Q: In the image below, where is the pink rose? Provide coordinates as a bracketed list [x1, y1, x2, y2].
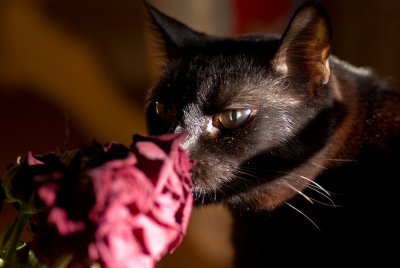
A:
[17, 133, 193, 267]
[27, 151, 45, 166]
[87, 133, 193, 268]
[47, 206, 86, 236]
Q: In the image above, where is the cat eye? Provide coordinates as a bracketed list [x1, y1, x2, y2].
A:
[155, 101, 172, 121]
[217, 109, 253, 130]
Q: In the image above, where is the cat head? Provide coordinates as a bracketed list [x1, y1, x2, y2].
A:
[145, 2, 335, 211]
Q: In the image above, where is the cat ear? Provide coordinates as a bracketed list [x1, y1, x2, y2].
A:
[145, 2, 205, 58]
[273, 3, 332, 87]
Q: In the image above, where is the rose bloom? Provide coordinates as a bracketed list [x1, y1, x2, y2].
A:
[88, 134, 193, 268]
[30, 133, 193, 267]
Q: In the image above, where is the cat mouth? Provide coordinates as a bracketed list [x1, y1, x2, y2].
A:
[187, 158, 235, 205]
[191, 182, 218, 205]
[190, 176, 230, 205]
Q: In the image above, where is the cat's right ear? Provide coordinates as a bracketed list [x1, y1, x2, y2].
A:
[145, 2, 205, 58]
[272, 3, 332, 90]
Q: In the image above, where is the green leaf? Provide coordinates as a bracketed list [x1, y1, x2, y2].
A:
[28, 250, 42, 268]
[2, 163, 22, 205]
[0, 219, 18, 255]
[50, 253, 73, 268]
[58, 149, 80, 167]
[1, 208, 30, 267]
[1, 157, 41, 215]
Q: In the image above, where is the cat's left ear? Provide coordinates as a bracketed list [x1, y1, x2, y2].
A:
[145, 2, 206, 58]
[273, 3, 332, 87]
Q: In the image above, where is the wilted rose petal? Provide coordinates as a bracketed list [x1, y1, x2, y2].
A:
[86, 133, 193, 268]
[153, 194, 182, 225]
[89, 154, 154, 221]
[37, 183, 59, 206]
[133, 214, 179, 260]
[91, 204, 150, 268]
[134, 141, 168, 160]
[27, 151, 44, 166]
[179, 187, 193, 233]
[18, 133, 193, 268]
[47, 207, 85, 235]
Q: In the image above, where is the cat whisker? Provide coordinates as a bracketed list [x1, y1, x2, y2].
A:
[294, 174, 332, 197]
[308, 198, 340, 207]
[295, 177, 337, 207]
[234, 168, 259, 183]
[223, 175, 252, 193]
[192, 187, 199, 201]
[207, 188, 215, 204]
[284, 202, 320, 231]
[309, 162, 328, 170]
[237, 166, 338, 207]
[216, 186, 229, 200]
[201, 188, 206, 205]
[242, 166, 334, 197]
[307, 187, 337, 207]
[287, 181, 339, 207]
[284, 183, 314, 205]
[234, 168, 254, 177]
[314, 158, 357, 162]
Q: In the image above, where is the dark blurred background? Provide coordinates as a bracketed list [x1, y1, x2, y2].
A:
[1, 0, 399, 267]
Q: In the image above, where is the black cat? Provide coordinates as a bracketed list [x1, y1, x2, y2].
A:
[146, 2, 400, 267]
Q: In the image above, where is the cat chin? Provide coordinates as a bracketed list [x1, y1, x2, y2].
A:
[191, 174, 298, 212]
[191, 177, 229, 206]
[222, 186, 297, 212]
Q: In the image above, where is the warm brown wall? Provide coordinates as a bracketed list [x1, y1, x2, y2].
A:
[320, 0, 400, 86]
[1, 1, 399, 268]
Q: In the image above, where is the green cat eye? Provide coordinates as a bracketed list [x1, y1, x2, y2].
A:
[218, 109, 252, 129]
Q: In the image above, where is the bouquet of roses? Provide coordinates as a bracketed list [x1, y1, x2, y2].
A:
[0, 134, 193, 268]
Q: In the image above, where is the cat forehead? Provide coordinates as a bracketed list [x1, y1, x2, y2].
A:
[156, 34, 281, 90]
[157, 63, 301, 111]
[160, 56, 265, 102]
[180, 34, 280, 61]
[153, 35, 303, 108]
[165, 45, 275, 85]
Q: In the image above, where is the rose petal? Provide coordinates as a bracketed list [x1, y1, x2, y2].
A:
[133, 214, 179, 260]
[89, 155, 154, 222]
[180, 191, 193, 233]
[47, 207, 85, 235]
[37, 183, 59, 206]
[152, 193, 182, 228]
[135, 141, 167, 160]
[89, 133, 193, 267]
[91, 205, 140, 264]
[27, 151, 44, 166]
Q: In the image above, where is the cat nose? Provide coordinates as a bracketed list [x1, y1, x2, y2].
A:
[173, 126, 197, 154]
[174, 125, 184, 134]
[175, 132, 194, 153]
[180, 135, 195, 152]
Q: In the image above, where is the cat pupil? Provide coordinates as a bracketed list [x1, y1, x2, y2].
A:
[231, 110, 240, 123]
[230, 109, 251, 124]
[219, 109, 252, 129]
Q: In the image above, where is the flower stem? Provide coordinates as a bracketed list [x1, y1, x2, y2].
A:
[2, 208, 30, 267]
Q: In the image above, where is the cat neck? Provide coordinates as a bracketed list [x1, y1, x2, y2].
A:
[326, 56, 400, 162]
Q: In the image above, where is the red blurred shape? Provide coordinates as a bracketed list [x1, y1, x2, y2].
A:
[234, 0, 290, 34]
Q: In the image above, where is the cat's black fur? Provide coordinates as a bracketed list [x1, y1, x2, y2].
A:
[145, 2, 400, 267]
